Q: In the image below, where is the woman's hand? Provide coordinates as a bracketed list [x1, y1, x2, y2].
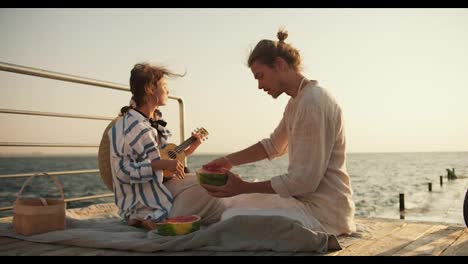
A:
[184, 131, 204, 156]
[152, 159, 185, 180]
[192, 131, 204, 145]
[165, 159, 185, 180]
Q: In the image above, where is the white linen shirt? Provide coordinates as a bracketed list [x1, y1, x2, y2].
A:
[260, 81, 356, 235]
[108, 109, 173, 221]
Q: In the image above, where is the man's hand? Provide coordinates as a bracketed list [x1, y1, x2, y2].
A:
[201, 170, 245, 197]
[203, 156, 233, 171]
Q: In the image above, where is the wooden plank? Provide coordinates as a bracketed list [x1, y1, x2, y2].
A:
[152, 251, 201, 256]
[211, 250, 257, 256]
[335, 233, 365, 249]
[78, 249, 146, 256]
[39, 246, 103, 256]
[8, 242, 69, 256]
[394, 225, 465, 256]
[0, 238, 29, 255]
[0, 236, 19, 246]
[329, 219, 407, 256]
[0, 237, 77, 256]
[76, 248, 145, 256]
[353, 222, 435, 256]
[270, 251, 296, 256]
[251, 250, 318, 256]
[79, 249, 212, 256]
[0, 217, 13, 224]
[41, 246, 213, 256]
[0, 239, 39, 254]
[165, 250, 215, 256]
[287, 251, 320, 256]
[251, 251, 277, 256]
[441, 229, 468, 256]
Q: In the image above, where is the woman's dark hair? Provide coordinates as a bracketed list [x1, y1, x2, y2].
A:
[154, 108, 162, 118]
[119, 106, 132, 116]
[119, 62, 184, 116]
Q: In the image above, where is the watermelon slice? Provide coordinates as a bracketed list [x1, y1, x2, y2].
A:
[155, 215, 201, 236]
[196, 167, 228, 186]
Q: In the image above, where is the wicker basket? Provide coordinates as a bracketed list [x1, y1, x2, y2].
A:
[12, 173, 66, 236]
[98, 117, 120, 192]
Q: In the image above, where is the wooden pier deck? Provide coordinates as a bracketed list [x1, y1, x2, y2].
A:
[0, 216, 466, 256]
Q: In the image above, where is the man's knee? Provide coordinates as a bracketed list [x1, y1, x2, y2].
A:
[169, 184, 226, 224]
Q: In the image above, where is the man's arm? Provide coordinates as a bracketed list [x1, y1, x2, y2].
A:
[202, 141, 269, 170]
[205, 114, 288, 169]
[240, 180, 276, 194]
[225, 142, 268, 166]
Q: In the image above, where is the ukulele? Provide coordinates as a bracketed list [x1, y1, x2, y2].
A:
[160, 127, 209, 177]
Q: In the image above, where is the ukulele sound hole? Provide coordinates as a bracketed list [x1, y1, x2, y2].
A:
[168, 151, 177, 159]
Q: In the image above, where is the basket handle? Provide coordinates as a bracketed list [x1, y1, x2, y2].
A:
[16, 173, 65, 202]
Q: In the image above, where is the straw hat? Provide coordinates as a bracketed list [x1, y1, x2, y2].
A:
[98, 117, 121, 192]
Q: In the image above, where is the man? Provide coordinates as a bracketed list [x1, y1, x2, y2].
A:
[201, 30, 356, 236]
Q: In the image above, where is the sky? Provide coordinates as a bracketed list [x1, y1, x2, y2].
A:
[1, 8, 468, 156]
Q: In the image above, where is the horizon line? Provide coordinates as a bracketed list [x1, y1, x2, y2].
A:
[1, 150, 468, 157]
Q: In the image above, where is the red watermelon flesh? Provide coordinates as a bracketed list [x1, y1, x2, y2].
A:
[163, 215, 200, 224]
[201, 164, 225, 173]
[155, 215, 201, 236]
[196, 167, 228, 186]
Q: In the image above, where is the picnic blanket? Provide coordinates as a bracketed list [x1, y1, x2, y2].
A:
[0, 202, 338, 253]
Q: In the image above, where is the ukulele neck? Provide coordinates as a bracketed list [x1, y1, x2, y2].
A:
[174, 136, 196, 153]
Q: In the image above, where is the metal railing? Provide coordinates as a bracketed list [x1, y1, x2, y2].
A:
[0, 61, 186, 212]
[0, 61, 186, 141]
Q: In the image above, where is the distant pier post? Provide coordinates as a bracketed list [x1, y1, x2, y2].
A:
[428, 182, 432, 192]
[399, 193, 405, 211]
[440, 176, 443, 186]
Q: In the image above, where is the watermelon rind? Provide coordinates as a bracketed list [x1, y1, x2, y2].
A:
[155, 215, 201, 236]
[196, 168, 228, 186]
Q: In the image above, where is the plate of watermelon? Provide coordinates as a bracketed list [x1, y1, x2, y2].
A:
[155, 215, 201, 236]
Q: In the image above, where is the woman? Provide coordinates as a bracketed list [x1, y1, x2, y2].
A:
[109, 63, 225, 230]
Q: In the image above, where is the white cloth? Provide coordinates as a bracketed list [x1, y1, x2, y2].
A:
[259, 81, 356, 235]
[164, 174, 226, 225]
[108, 109, 173, 221]
[221, 193, 327, 233]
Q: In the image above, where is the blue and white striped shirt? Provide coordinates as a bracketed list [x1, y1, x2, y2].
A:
[108, 109, 173, 221]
